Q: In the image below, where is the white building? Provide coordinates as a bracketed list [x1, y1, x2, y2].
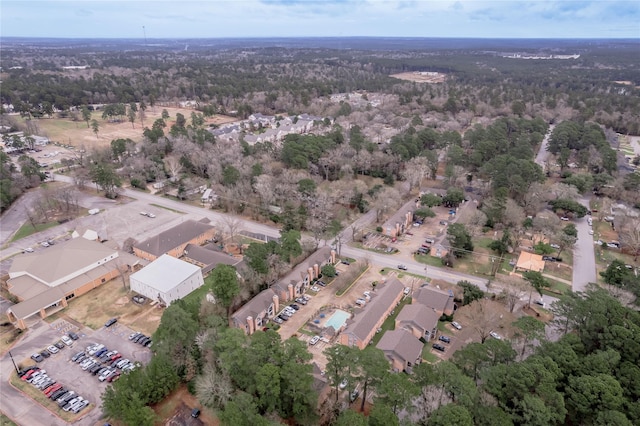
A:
[129, 254, 204, 305]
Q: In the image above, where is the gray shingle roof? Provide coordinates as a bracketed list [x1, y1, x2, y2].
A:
[376, 329, 423, 366]
[133, 220, 213, 257]
[396, 303, 440, 332]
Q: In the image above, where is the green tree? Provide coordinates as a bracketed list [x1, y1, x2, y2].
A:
[442, 187, 465, 208]
[428, 404, 473, 426]
[421, 193, 442, 207]
[81, 105, 91, 127]
[355, 346, 389, 411]
[153, 301, 199, 372]
[207, 264, 240, 317]
[89, 162, 121, 198]
[222, 165, 241, 186]
[458, 281, 485, 305]
[255, 363, 281, 413]
[324, 344, 357, 402]
[600, 259, 630, 287]
[368, 404, 399, 426]
[91, 119, 99, 138]
[523, 271, 546, 307]
[377, 372, 419, 414]
[278, 230, 302, 263]
[446, 223, 474, 257]
[414, 207, 436, 219]
[513, 316, 546, 358]
[335, 409, 368, 426]
[321, 264, 336, 278]
[566, 374, 625, 423]
[563, 223, 578, 237]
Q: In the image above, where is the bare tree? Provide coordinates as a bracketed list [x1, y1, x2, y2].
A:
[219, 216, 244, 251]
[459, 299, 503, 343]
[618, 215, 640, 261]
[401, 157, 429, 193]
[195, 364, 234, 410]
[164, 155, 183, 182]
[370, 186, 402, 223]
[498, 275, 529, 313]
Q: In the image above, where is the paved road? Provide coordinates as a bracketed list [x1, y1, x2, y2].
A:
[572, 198, 597, 292]
[534, 123, 556, 170]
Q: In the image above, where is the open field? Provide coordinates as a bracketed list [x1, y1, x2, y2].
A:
[11, 107, 237, 149]
[54, 278, 162, 335]
[390, 72, 447, 83]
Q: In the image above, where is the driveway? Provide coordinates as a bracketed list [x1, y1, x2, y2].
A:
[534, 123, 556, 169]
[571, 198, 596, 292]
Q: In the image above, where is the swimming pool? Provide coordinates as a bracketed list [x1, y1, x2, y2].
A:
[325, 309, 350, 330]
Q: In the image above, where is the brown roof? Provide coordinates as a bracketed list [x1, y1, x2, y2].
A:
[183, 244, 241, 274]
[232, 289, 277, 324]
[412, 286, 454, 313]
[376, 329, 423, 365]
[396, 304, 440, 332]
[7, 275, 49, 300]
[516, 251, 545, 272]
[343, 278, 404, 342]
[8, 287, 66, 319]
[273, 247, 332, 294]
[134, 220, 214, 257]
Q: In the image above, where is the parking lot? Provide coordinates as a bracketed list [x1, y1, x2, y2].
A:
[5, 318, 152, 425]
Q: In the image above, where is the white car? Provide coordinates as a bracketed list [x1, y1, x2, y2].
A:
[490, 331, 502, 340]
[339, 378, 348, 390]
[41, 242, 50, 248]
[355, 298, 366, 306]
[61, 335, 73, 346]
[47, 345, 59, 354]
[23, 247, 34, 253]
[140, 211, 148, 216]
[309, 336, 320, 346]
[451, 321, 462, 330]
[146, 213, 156, 218]
[404, 287, 411, 295]
[589, 230, 594, 235]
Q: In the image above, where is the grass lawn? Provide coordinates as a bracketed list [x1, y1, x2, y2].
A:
[9, 371, 92, 423]
[542, 278, 572, 296]
[150, 203, 185, 214]
[62, 279, 162, 334]
[543, 261, 573, 282]
[421, 347, 439, 363]
[0, 413, 18, 426]
[370, 296, 412, 346]
[437, 321, 449, 333]
[0, 323, 24, 356]
[413, 254, 445, 268]
[10, 221, 60, 242]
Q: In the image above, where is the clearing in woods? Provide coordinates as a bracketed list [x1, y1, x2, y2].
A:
[14, 106, 237, 149]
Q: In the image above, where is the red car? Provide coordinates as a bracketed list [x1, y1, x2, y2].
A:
[44, 383, 62, 396]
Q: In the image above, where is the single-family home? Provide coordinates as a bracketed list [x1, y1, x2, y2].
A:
[515, 251, 545, 273]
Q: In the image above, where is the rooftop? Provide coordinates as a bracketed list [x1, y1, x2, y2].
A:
[396, 303, 440, 331]
[412, 285, 454, 313]
[130, 254, 202, 292]
[376, 329, 423, 366]
[134, 219, 214, 257]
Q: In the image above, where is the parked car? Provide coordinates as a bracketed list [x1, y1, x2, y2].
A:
[339, 378, 348, 390]
[67, 331, 79, 340]
[560, 217, 570, 221]
[39, 350, 51, 359]
[404, 287, 411, 295]
[54, 341, 65, 349]
[490, 331, 502, 340]
[425, 238, 435, 244]
[71, 351, 85, 362]
[23, 247, 34, 253]
[61, 335, 73, 346]
[350, 389, 360, 402]
[104, 318, 118, 327]
[341, 260, 351, 265]
[273, 316, 284, 324]
[451, 321, 462, 330]
[41, 242, 50, 248]
[355, 298, 366, 306]
[438, 335, 451, 344]
[432, 343, 446, 352]
[439, 220, 448, 225]
[191, 408, 201, 418]
[534, 299, 545, 307]
[398, 264, 408, 270]
[277, 315, 289, 322]
[550, 243, 560, 249]
[295, 297, 307, 305]
[309, 336, 320, 346]
[289, 304, 300, 310]
[47, 345, 59, 355]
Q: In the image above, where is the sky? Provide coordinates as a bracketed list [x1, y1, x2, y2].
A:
[1, 0, 639, 39]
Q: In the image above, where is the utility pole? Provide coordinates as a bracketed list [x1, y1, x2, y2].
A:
[8, 351, 19, 373]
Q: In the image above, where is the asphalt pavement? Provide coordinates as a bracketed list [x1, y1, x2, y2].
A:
[571, 198, 597, 292]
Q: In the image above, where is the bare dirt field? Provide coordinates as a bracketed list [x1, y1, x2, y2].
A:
[12, 107, 237, 150]
[154, 385, 218, 426]
[53, 278, 162, 335]
[390, 72, 447, 83]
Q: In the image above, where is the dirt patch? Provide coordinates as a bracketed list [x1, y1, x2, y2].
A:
[390, 72, 447, 83]
[14, 108, 237, 150]
[61, 278, 161, 334]
[153, 384, 218, 426]
[0, 322, 23, 356]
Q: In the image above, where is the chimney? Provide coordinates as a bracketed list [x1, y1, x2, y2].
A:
[246, 316, 255, 335]
[287, 283, 294, 301]
[331, 250, 336, 263]
[308, 267, 314, 281]
[272, 294, 279, 313]
[313, 263, 319, 278]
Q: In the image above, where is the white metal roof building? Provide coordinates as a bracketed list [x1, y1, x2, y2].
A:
[129, 254, 204, 306]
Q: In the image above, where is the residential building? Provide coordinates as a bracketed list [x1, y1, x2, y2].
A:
[412, 285, 455, 316]
[382, 199, 416, 237]
[395, 304, 440, 341]
[515, 251, 545, 273]
[133, 219, 216, 261]
[272, 247, 335, 302]
[129, 254, 204, 306]
[230, 289, 280, 335]
[182, 243, 242, 275]
[6, 237, 136, 329]
[339, 278, 404, 349]
[376, 329, 423, 372]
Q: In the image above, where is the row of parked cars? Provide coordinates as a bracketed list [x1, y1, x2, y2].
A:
[272, 298, 308, 324]
[128, 331, 153, 347]
[71, 343, 137, 383]
[31, 332, 79, 363]
[19, 366, 89, 414]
